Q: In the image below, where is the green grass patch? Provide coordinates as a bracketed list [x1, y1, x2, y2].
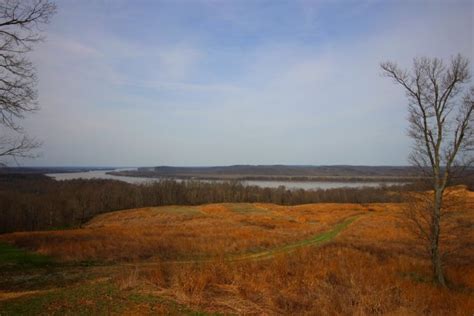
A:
[154, 205, 203, 215]
[228, 203, 267, 214]
[0, 281, 227, 316]
[0, 282, 123, 315]
[0, 243, 53, 268]
[127, 293, 226, 315]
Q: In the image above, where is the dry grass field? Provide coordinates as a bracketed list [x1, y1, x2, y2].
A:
[0, 187, 473, 315]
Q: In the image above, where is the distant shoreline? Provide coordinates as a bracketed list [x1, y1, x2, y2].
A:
[108, 172, 416, 183]
[0, 167, 115, 175]
[107, 165, 424, 183]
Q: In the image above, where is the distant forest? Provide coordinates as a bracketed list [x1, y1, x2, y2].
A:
[109, 165, 423, 182]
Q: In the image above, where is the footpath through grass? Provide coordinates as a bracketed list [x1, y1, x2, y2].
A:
[0, 214, 361, 315]
[0, 215, 360, 269]
[229, 215, 360, 261]
[142, 215, 361, 265]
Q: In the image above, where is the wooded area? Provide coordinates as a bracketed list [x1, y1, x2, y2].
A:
[0, 174, 417, 233]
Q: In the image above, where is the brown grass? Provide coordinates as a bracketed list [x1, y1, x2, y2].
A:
[1, 188, 473, 314]
[0, 203, 364, 262]
[154, 245, 473, 315]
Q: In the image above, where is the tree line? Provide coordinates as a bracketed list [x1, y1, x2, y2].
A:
[0, 174, 418, 234]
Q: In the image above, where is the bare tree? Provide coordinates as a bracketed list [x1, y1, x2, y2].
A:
[381, 54, 473, 286]
[0, 0, 56, 165]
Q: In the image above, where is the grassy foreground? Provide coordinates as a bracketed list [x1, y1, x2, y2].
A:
[0, 190, 473, 315]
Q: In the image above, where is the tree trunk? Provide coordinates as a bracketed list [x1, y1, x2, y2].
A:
[432, 188, 446, 287]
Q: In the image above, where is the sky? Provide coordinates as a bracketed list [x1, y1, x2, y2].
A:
[17, 0, 474, 167]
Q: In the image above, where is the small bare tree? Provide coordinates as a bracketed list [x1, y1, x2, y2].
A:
[381, 54, 473, 286]
[0, 0, 56, 165]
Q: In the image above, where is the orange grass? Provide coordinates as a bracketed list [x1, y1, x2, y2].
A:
[0, 203, 365, 262]
[1, 188, 473, 314]
[152, 244, 474, 315]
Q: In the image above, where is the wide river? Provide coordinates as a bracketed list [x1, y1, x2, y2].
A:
[46, 168, 401, 190]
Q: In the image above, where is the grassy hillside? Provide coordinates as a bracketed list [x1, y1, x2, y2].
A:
[0, 189, 473, 314]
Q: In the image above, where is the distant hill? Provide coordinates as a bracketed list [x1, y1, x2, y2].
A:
[0, 167, 113, 174]
[111, 165, 423, 182]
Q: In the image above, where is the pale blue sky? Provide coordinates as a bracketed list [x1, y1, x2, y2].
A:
[20, 0, 473, 166]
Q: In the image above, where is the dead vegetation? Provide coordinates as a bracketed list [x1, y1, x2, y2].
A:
[154, 245, 473, 315]
[1, 203, 363, 262]
[0, 188, 473, 315]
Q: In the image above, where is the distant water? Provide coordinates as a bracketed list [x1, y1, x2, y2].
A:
[241, 180, 395, 189]
[46, 168, 148, 184]
[46, 168, 401, 190]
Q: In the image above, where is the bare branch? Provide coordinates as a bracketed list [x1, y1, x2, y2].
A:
[0, 133, 40, 165]
[0, 0, 55, 162]
[381, 54, 472, 287]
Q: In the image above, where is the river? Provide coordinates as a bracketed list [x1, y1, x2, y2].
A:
[46, 168, 401, 190]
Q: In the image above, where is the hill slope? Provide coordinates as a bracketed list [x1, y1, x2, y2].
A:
[1, 191, 473, 314]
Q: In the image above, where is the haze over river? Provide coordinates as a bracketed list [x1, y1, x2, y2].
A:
[46, 169, 403, 190]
